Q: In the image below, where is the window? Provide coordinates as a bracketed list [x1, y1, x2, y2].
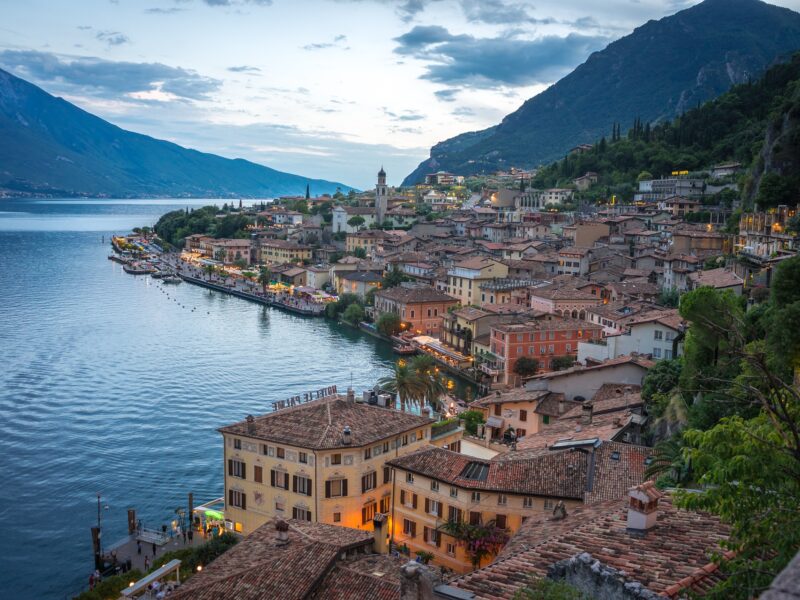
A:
[228, 459, 246, 479]
[469, 511, 481, 526]
[325, 478, 347, 498]
[653, 347, 662, 358]
[426, 498, 442, 517]
[544, 499, 554, 510]
[497, 494, 507, 506]
[275, 501, 285, 512]
[448, 506, 463, 523]
[299, 452, 308, 464]
[276, 447, 285, 459]
[362, 502, 377, 525]
[471, 491, 481, 503]
[254, 465, 263, 484]
[543, 415, 550, 425]
[228, 489, 246, 509]
[450, 487, 458, 498]
[431, 480, 439, 492]
[406, 472, 414, 484]
[400, 490, 418, 509]
[403, 519, 416, 537]
[516, 428, 526, 438]
[654, 330, 663, 340]
[293, 475, 312, 496]
[565, 343, 571, 352]
[362, 471, 377, 493]
[233, 438, 241, 450]
[548, 344, 555, 353]
[380, 496, 390, 513]
[494, 404, 502, 416]
[424, 526, 441, 547]
[271, 470, 289, 490]
[292, 507, 311, 521]
[383, 466, 392, 484]
[540, 346, 546, 354]
[261, 444, 269, 455]
[664, 349, 673, 360]
[519, 409, 527, 422]
[665, 331, 675, 341]
[523, 497, 533, 509]
[495, 514, 507, 529]
[446, 543, 456, 556]
[402, 435, 409, 446]
[383, 442, 389, 453]
[331, 453, 342, 465]
[364, 447, 372, 460]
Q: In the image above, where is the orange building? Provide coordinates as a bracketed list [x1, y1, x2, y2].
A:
[374, 285, 458, 336]
[486, 315, 604, 385]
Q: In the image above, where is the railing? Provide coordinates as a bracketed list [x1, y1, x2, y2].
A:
[479, 363, 501, 376]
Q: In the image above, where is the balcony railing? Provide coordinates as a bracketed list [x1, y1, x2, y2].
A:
[480, 363, 501, 376]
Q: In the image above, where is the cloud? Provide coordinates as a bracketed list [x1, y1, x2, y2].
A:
[96, 31, 131, 46]
[0, 50, 221, 101]
[383, 108, 425, 122]
[301, 34, 349, 51]
[228, 65, 261, 73]
[201, 0, 273, 5]
[394, 25, 609, 88]
[459, 0, 556, 25]
[451, 106, 474, 116]
[144, 7, 185, 14]
[434, 89, 458, 102]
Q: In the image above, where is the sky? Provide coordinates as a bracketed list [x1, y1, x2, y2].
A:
[1, 0, 799, 189]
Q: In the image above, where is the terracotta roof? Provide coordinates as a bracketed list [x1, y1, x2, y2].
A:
[688, 267, 743, 289]
[560, 392, 642, 420]
[309, 554, 403, 600]
[515, 411, 633, 453]
[169, 518, 374, 600]
[219, 396, 432, 449]
[470, 388, 552, 408]
[531, 354, 655, 380]
[452, 257, 502, 270]
[449, 493, 730, 599]
[340, 271, 383, 283]
[375, 286, 457, 304]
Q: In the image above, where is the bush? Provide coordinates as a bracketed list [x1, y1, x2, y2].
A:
[73, 570, 145, 600]
[153, 532, 239, 581]
[550, 356, 575, 371]
[376, 313, 402, 337]
[513, 356, 539, 377]
[461, 409, 485, 436]
[342, 303, 365, 325]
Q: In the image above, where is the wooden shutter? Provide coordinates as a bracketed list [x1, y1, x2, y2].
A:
[423, 526, 429, 543]
[227, 459, 233, 476]
[362, 474, 367, 493]
[284, 472, 289, 490]
[435, 530, 441, 547]
[325, 481, 331, 498]
[270, 470, 276, 487]
[383, 466, 391, 484]
[437, 502, 443, 518]
[496, 514, 507, 529]
[306, 511, 312, 522]
[425, 498, 430, 514]
[228, 489, 233, 506]
[307, 479, 313, 497]
[411, 521, 417, 537]
[254, 466, 263, 484]
[457, 508, 463, 523]
[241, 493, 246, 510]
[342, 479, 348, 497]
[400, 490, 406, 505]
[470, 511, 480, 526]
[292, 507, 298, 519]
[519, 409, 527, 422]
[292, 475, 298, 493]
[242, 463, 246, 480]
[362, 507, 367, 524]
[412, 493, 418, 509]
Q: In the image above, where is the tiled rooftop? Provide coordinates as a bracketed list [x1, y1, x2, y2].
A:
[375, 285, 457, 304]
[219, 396, 432, 449]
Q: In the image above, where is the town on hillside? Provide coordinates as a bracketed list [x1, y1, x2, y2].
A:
[98, 150, 800, 600]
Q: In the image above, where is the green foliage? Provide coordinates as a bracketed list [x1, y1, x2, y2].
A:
[351, 247, 367, 259]
[376, 312, 402, 337]
[512, 578, 588, 600]
[347, 215, 365, 228]
[378, 361, 427, 411]
[658, 287, 680, 307]
[439, 519, 510, 568]
[382, 265, 410, 288]
[513, 356, 539, 377]
[410, 354, 447, 411]
[342, 302, 365, 325]
[152, 533, 239, 582]
[643, 437, 692, 485]
[460, 409, 485, 436]
[642, 359, 682, 405]
[756, 172, 797, 209]
[550, 356, 575, 372]
[415, 550, 434, 564]
[325, 293, 362, 319]
[364, 287, 377, 307]
[73, 570, 145, 600]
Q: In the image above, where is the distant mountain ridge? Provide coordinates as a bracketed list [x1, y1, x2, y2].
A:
[0, 69, 353, 198]
[403, 0, 800, 185]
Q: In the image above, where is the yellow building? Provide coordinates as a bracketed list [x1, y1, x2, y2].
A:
[260, 239, 312, 265]
[345, 230, 395, 256]
[469, 387, 578, 441]
[387, 440, 649, 573]
[218, 390, 462, 536]
[446, 257, 509, 307]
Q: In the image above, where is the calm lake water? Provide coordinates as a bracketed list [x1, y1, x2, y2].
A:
[0, 198, 399, 599]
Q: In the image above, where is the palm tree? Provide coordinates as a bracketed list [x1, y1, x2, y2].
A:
[203, 263, 216, 280]
[410, 354, 446, 413]
[258, 266, 271, 295]
[644, 437, 692, 485]
[378, 362, 426, 412]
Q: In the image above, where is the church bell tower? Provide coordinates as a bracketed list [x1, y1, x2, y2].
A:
[375, 166, 388, 224]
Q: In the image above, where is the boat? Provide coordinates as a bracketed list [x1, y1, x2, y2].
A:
[392, 343, 418, 356]
[123, 262, 157, 275]
[162, 275, 182, 284]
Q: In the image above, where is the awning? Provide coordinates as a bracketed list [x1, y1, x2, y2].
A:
[486, 416, 504, 428]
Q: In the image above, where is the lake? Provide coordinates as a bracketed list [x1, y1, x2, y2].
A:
[0, 198, 401, 599]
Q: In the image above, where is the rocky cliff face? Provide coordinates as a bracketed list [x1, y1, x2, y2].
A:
[403, 0, 800, 185]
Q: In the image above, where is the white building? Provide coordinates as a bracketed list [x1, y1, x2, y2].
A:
[578, 310, 684, 364]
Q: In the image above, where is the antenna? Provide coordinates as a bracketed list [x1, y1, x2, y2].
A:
[350, 371, 353, 388]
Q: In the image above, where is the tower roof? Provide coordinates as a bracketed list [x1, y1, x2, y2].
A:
[378, 166, 386, 176]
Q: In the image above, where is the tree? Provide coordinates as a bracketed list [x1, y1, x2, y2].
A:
[460, 409, 484, 436]
[756, 173, 794, 209]
[550, 356, 575, 371]
[439, 519, 510, 568]
[637, 170, 653, 182]
[658, 287, 680, 307]
[410, 354, 447, 412]
[378, 362, 426, 412]
[382, 265, 409, 288]
[643, 437, 692, 486]
[305, 184, 310, 200]
[513, 356, 539, 378]
[641, 359, 682, 405]
[376, 312, 402, 337]
[342, 302, 365, 325]
[352, 247, 367, 259]
[258, 266, 271, 294]
[347, 215, 365, 229]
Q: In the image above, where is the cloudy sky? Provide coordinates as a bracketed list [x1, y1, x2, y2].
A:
[1, 0, 798, 188]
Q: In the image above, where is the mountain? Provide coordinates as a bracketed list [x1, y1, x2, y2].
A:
[403, 0, 800, 185]
[0, 69, 353, 198]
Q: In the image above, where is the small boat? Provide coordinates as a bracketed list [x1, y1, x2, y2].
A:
[123, 262, 157, 275]
[393, 343, 418, 356]
[162, 275, 182, 284]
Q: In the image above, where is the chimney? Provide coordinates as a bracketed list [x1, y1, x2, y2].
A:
[626, 482, 664, 535]
[612, 416, 622, 428]
[581, 401, 594, 425]
[400, 561, 437, 600]
[275, 519, 290, 545]
[246, 414, 255, 434]
[372, 513, 389, 554]
[558, 397, 566, 415]
[346, 387, 355, 402]
[551, 500, 567, 521]
[342, 426, 352, 445]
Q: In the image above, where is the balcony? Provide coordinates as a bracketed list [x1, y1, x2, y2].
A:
[479, 362, 501, 376]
